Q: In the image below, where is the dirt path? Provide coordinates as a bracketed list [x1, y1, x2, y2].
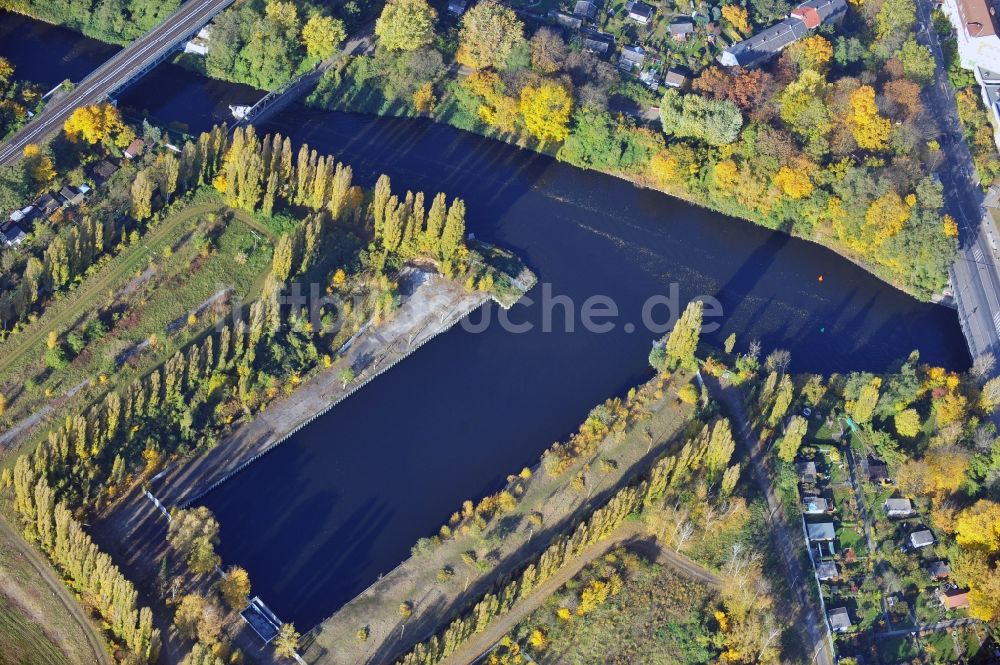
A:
[703, 373, 834, 665]
[0, 513, 111, 665]
[439, 524, 719, 665]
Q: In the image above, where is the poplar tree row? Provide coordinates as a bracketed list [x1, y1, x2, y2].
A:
[370, 174, 466, 265]
[395, 406, 737, 665]
[11, 459, 160, 664]
[217, 126, 358, 220]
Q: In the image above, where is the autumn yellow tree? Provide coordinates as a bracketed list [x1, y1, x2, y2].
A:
[943, 214, 959, 238]
[301, 14, 347, 60]
[218, 566, 252, 610]
[865, 191, 910, 246]
[846, 85, 892, 150]
[520, 83, 572, 146]
[63, 103, 130, 146]
[22, 144, 55, 185]
[465, 71, 519, 133]
[721, 5, 750, 35]
[788, 35, 833, 72]
[955, 500, 1000, 553]
[413, 83, 436, 113]
[772, 165, 814, 199]
[713, 159, 739, 190]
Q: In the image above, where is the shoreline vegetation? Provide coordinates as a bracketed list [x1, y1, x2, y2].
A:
[309, 303, 803, 665]
[0, 0, 964, 302]
[0, 97, 535, 663]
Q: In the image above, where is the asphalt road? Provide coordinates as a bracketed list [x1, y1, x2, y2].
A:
[0, 0, 233, 168]
[916, 0, 1000, 365]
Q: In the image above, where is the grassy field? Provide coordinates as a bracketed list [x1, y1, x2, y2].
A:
[0, 191, 274, 451]
[491, 547, 718, 665]
[0, 514, 107, 665]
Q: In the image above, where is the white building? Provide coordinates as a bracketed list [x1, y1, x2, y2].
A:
[941, 0, 1000, 149]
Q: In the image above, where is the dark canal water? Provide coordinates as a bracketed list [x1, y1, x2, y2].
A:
[1, 11, 970, 629]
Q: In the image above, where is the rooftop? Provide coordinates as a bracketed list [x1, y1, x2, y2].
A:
[807, 522, 835, 541]
[828, 606, 851, 631]
[910, 529, 935, 548]
[956, 0, 1000, 38]
[816, 560, 838, 580]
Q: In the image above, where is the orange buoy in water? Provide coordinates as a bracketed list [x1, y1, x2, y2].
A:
[818, 275, 824, 283]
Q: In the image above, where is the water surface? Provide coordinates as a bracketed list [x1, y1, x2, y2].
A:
[0, 13, 969, 629]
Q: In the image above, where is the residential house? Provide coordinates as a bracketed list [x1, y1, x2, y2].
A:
[797, 461, 817, 484]
[1, 224, 27, 247]
[815, 560, 839, 581]
[927, 560, 951, 579]
[35, 193, 60, 217]
[910, 529, 935, 549]
[619, 45, 646, 72]
[59, 185, 82, 206]
[574, 0, 598, 20]
[940, 587, 970, 609]
[868, 457, 890, 483]
[550, 10, 583, 30]
[663, 69, 688, 88]
[124, 138, 145, 160]
[447, 0, 468, 15]
[641, 69, 664, 89]
[669, 20, 695, 42]
[803, 497, 831, 514]
[807, 522, 835, 542]
[884, 498, 914, 517]
[581, 29, 615, 56]
[827, 607, 851, 632]
[8, 205, 36, 226]
[940, 0, 1000, 148]
[91, 159, 118, 184]
[628, 1, 654, 24]
[718, 0, 847, 68]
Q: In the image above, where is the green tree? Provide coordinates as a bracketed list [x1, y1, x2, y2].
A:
[659, 90, 743, 146]
[456, 1, 525, 70]
[664, 300, 703, 370]
[131, 171, 154, 219]
[849, 377, 881, 424]
[440, 198, 466, 260]
[724, 332, 736, 354]
[897, 38, 936, 86]
[777, 415, 807, 462]
[302, 14, 347, 60]
[375, 0, 437, 52]
[768, 374, 794, 426]
[894, 408, 921, 437]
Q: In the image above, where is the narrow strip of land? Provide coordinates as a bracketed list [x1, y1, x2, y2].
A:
[439, 524, 719, 665]
[704, 373, 834, 665]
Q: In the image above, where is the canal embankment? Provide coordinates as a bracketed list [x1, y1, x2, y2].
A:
[298, 370, 695, 665]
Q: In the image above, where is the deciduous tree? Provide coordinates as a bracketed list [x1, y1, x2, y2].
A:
[375, 0, 437, 52]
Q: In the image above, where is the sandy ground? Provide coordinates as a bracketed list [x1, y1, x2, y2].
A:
[90, 268, 489, 665]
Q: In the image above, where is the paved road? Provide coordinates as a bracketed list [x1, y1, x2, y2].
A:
[0, 0, 234, 167]
[705, 374, 835, 665]
[916, 0, 1000, 365]
[0, 514, 111, 665]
